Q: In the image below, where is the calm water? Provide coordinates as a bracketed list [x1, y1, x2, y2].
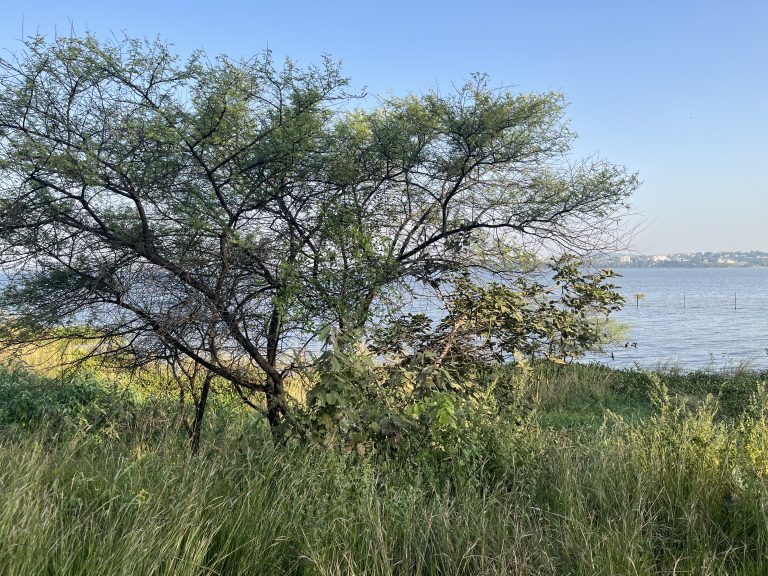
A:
[590, 267, 768, 371]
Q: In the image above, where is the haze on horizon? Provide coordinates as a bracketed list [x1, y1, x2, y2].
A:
[1, 0, 765, 255]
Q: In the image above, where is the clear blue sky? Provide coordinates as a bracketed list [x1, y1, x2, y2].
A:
[2, 0, 766, 254]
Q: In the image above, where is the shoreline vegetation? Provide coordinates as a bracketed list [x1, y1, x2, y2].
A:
[2, 354, 768, 575]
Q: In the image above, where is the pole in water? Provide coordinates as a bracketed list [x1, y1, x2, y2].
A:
[683, 293, 686, 308]
[734, 292, 737, 310]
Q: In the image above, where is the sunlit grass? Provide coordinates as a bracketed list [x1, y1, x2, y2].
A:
[2, 395, 768, 575]
[3, 356, 768, 574]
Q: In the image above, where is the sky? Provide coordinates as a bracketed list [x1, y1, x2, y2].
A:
[0, 0, 765, 255]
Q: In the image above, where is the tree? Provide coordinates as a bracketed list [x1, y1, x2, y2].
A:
[306, 256, 625, 454]
[0, 33, 638, 440]
[372, 256, 625, 369]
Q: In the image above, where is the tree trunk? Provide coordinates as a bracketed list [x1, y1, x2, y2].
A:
[266, 375, 288, 431]
[190, 373, 212, 456]
[264, 304, 287, 436]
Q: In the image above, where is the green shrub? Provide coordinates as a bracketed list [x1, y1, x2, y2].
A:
[0, 364, 134, 431]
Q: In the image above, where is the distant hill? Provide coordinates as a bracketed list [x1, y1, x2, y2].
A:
[591, 251, 768, 268]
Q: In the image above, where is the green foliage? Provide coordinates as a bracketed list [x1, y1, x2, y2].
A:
[375, 257, 623, 372]
[602, 366, 768, 419]
[295, 258, 624, 462]
[294, 331, 520, 477]
[0, 363, 133, 431]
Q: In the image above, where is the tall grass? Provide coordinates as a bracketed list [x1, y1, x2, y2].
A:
[2, 374, 768, 575]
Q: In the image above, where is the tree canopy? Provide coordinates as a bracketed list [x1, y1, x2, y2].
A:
[0, 33, 638, 432]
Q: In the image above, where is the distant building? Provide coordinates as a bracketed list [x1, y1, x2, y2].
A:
[591, 250, 768, 268]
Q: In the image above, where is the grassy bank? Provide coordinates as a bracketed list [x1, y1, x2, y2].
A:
[2, 362, 768, 575]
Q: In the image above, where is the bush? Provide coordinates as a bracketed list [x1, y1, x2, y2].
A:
[0, 364, 134, 432]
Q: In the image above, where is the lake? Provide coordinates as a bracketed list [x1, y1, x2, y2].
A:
[591, 267, 768, 371]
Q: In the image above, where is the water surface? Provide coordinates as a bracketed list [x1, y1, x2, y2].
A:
[592, 267, 768, 370]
